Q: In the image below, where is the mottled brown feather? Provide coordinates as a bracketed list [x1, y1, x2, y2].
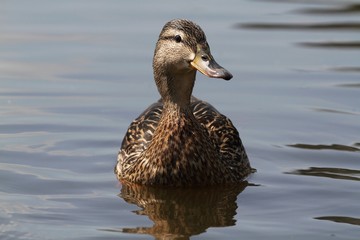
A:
[115, 19, 251, 186]
[116, 97, 251, 186]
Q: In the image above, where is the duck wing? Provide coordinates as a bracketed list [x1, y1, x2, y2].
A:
[117, 97, 250, 178]
[117, 100, 162, 171]
[190, 96, 250, 172]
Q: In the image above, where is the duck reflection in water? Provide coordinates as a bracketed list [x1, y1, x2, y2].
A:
[117, 182, 248, 239]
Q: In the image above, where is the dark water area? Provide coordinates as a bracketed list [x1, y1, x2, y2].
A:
[1, 0, 359, 239]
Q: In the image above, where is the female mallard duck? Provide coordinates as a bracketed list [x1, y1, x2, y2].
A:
[116, 19, 251, 186]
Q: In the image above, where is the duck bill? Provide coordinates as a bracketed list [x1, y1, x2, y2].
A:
[190, 46, 233, 80]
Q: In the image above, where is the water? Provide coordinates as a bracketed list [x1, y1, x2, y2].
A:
[1, 0, 359, 239]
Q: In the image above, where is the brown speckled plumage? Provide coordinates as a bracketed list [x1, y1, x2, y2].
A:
[115, 19, 251, 186]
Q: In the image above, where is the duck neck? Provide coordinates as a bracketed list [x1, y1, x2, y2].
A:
[156, 70, 197, 112]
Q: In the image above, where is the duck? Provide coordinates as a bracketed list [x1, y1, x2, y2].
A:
[115, 19, 251, 186]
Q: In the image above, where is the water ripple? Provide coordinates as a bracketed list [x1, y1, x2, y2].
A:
[312, 108, 360, 115]
[330, 67, 360, 73]
[286, 167, 360, 181]
[315, 216, 360, 226]
[336, 83, 360, 88]
[287, 143, 360, 152]
[237, 22, 360, 31]
[298, 41, 360, 49]
[0, 123, 112, 134]
[296, 4, 360, 15]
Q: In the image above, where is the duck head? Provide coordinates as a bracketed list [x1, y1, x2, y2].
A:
[153, 19, 233, 106]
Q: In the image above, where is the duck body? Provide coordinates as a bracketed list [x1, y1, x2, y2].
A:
[116, 19, 251, 186]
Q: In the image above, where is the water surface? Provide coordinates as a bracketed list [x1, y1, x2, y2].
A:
[1, 0, 359, 239]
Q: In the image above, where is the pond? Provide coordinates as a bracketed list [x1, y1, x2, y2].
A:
[1, 0, 359, 239]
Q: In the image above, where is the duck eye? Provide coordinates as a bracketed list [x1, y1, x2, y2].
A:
[174, 35, 182, 43]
